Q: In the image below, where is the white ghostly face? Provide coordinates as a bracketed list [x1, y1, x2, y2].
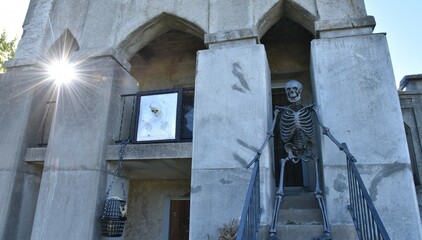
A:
[149, 102, 161, 117]
[285, 80, 302, 103]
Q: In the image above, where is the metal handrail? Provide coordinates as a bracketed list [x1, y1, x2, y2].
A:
[347, 156, 390, 240]
[320, 126, 390, 240]
[237, 160, 260, 240]
[238, 109, 280, 240]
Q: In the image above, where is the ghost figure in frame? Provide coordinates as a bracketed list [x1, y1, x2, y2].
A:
[269, 80, 331, 240]
[141, 101, 169, 139]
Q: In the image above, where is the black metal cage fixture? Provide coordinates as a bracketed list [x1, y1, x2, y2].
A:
[101, 139, 129, 237]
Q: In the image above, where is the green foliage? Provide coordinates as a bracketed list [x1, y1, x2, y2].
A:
[0, 30, 17, 73]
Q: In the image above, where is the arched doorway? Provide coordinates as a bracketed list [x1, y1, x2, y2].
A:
[261, 18, 315, 189]
[118, 16, 206, 240]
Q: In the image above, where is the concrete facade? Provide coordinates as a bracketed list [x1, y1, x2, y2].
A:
[191, 41, 273, 239]
[1, 0, 421, 239]
[311, 35, 421, 238]
[399, 75, 422, 219]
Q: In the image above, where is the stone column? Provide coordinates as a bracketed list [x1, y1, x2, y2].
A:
[30, 55, 138, 240]
[189, 29, 274, 239]
[0, 65, 46, 240]
[311, 33, 422, 238]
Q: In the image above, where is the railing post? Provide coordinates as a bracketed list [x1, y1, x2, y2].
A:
[237, 160, 261, 240]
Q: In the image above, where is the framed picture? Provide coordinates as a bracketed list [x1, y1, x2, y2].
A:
[134, 89, 182, 143]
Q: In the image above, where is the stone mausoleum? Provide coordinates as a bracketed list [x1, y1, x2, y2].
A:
[1, 0, 422, 239]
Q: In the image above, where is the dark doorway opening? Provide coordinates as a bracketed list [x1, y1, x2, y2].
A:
[169, 199, 190, 240]
[404, 123, 420, 186]
[272, 88, 303, 187]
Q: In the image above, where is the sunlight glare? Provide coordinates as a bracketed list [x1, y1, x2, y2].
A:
[48, 60, 76, 85]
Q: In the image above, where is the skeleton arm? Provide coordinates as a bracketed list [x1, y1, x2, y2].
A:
[246, 108, 281, 168]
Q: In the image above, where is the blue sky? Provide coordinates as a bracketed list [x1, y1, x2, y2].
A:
[365, 0, 422, 84]
[1, 1, 420, 84]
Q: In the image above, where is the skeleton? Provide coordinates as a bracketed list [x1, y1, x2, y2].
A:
[119, 203, 128, 220]
[269, 80, 331, 240]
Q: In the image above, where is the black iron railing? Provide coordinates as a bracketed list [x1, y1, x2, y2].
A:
[116, 94, 137, 142]
[237, 160, 261, 240]
[321, 127, 390, 240]
[237, 110, 280, 240]
[116, 89, 195, 143]
[347, 155, 390, 240]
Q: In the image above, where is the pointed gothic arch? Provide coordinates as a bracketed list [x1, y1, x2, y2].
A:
[256, 0, 317, 39]
[117, 13, 206, 60]
[46, 29, 79, 60]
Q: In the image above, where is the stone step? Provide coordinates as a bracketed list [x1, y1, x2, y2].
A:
[281, 195, 319, 209]
[274, 224, 358, 240]
[279, 208, 322, 225]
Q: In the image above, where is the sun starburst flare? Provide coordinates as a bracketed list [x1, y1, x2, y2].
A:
[47, 59, 76, 85]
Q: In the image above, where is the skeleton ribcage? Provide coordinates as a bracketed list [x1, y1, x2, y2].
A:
[280, 106, 314, 151]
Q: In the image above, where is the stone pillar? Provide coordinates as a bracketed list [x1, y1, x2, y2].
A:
[311, 33, 422, 239]
[399, 74, 422, 219]
[190, 29, 274, 239]
[30, 55, 138, 240]
[0, 65, 46, 240]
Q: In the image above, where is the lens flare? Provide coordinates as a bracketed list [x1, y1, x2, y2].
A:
[47, 60, 76, 85]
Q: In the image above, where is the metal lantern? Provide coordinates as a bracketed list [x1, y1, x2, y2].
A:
[101, 197, 127, 237]
[101, 139, 130, 237]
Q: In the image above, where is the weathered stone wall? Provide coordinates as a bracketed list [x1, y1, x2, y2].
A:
[399, 74, 422, 219]
[2, 0, 420, 239]
[311, 34, 422, 238]
[13, 0, 369, 63]
[129, 31, 205, 91]
[125, 179, 190, 240]
[0, 66, 52, 239]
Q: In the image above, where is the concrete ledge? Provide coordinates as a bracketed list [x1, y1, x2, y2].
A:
[3, 58, 38, 69]
[25, 142, 192, 163]
[25, 147, 46, 163]
[205, 28, 259, 45]
[399, 74, 422, 91]
[315, 16, 375, 39]
[4, 48, 131, 71]
[107, 142, 192, 160]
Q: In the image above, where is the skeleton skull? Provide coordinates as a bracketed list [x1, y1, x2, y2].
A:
[149, 103, 161, 117]
[285, 80, 302, 103]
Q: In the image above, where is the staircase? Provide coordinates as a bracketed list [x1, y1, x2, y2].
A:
[237, 110, 390, 239]
[270, 187, 357, 240]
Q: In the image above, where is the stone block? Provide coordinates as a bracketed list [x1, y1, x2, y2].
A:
[125, 179, 190, 240]
[209, 0, 254, 33]
[311, 33, 422, 239]
[315, 0, 366, 21]
[400, 74, 422, 92]
[315, 16, 375, 38]
[311, 34, 407, 166]
[191, 42, 275, 239]
[0, 67, 48, 238]
[192, 43, 272, 170]
[189, 168, 251, 239]
[30, 170, 104, 239]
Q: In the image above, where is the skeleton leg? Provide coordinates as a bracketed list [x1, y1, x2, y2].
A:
[313, 156, 332, 240]
[269, 157, 288, 240]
